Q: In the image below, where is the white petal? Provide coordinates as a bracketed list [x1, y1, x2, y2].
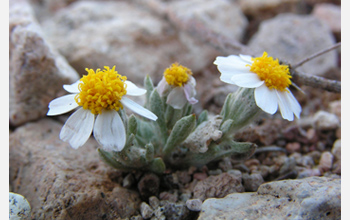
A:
[63, 80, 81, 93]
[214, 56, 253, 84]
[231, 73, 264, 88]
[156, 77, 169, 96]
[47, 94, 79, 116]
[166, 87, 187, 109]
[254, 85, 278, 114]
[214, 55, 251, 66]
[125, 80, 146, 96]
[93, 110, 126, 151]
[120, 97, 158, 121]
[276, 90, 295, 121]
[218, 66, 252, 84]
[239, 54, 254, 64]
[284, 88, 302, 119]
[59, 108, 94, 149]
[184, 83, 198, 105]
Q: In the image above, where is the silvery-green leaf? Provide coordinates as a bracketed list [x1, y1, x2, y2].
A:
[163, 114, 196, 156]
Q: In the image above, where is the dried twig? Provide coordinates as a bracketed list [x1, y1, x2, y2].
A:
[292, 42, 341, 69]
[290, 69, 341, 93]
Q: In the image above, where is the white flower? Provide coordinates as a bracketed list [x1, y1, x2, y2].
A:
[47, 66, 157, 151]
[156, 63, 198, 109]
[214, 52, 301, 121]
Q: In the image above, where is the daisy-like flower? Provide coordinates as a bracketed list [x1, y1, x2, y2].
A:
[214, 52, 301, 121]
[156, 63, 198, 109]
[47, 66, 157, 151]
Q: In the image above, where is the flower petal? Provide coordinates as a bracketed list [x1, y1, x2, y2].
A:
[284, 88, 302, 119]
[214, 56, 253, 84]
[120, 97, 158, 121]
[184, 83, 198, 105]
[231, 73, 264, 88]
[276, 90, 301, 121]
[125, 80, 146, 96]
[59, 108, 94, 149]
[47, 94, 79, 116]
[254, 85, 278, 114]
[239, 54, 253, 64]
[156, 77, 170, 96]
[214, 55, 251, 66]
[166, 87, 187, 109]
[63, 80, 81, 93]
[93, 110, 126, 151]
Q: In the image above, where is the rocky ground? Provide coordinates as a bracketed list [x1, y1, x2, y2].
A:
[9, 0, 341, 219]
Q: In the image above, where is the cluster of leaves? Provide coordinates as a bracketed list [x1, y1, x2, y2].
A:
[99, 76, 258, 174]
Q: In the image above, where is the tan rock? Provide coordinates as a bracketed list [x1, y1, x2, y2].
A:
[9, 119, 141, 219]
[193, 173, 244, 201]
[40, 0, 248, 84]
[9, 0, 79, 127]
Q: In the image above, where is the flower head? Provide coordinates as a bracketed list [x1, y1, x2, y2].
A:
[157, 63, 198, 109]
[47, 66, 157, 151]
[214, 52, 301, 121]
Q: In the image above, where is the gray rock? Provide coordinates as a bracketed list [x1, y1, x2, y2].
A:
[312, 3, 341, 34]
[9, 0, 79, 127]
[198, 176, 341, 220]
[9, 119, 141, 219]
[167, 0, 248, 42]
[248, 13, 337, 76]
[9, 192, 31, 220]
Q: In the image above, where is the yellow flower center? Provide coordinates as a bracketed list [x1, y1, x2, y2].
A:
[75, 66, 127, 115]
[164, 63, 192, 87]
[248, 52, 291, 91]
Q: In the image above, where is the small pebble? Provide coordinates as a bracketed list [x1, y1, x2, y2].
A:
[227, 169, 242, 181]
[313, 110, 340, 130]
[332, 160, 341, 175]
[159, 191, 178, 202]
[331, 139, 341, 161]
[307, 151, 322, 164]
[286, 142, 301, 153]
[149, 196, 160, 209]
[122, 173, 135, 188]
[258, 165, 270, 179]
[318, 151, 334, 173]
[242, 173, 264, 192]
[193, 172, 208, 180]
[244, 158, 260, 167]
[186, 198, 202, 212]
[298, 168, 321, 179]
[208, 169, 223, 175]
[306, 128, 318, 142]
[140, 202, 153, 219]
[130, 215, 143, 220]
[329, 100, 341, 120]
[153, 206, 166, 220]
